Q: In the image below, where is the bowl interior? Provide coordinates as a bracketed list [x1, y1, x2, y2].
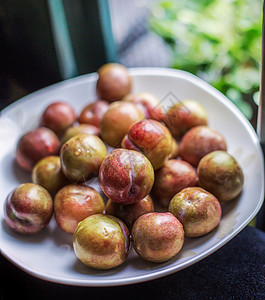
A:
[0, 68, 264, 286]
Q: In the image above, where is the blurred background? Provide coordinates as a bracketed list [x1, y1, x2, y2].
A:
[0, 0, 262, 129]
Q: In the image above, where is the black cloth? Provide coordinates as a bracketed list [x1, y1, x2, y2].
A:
[1, 225, 265, 300]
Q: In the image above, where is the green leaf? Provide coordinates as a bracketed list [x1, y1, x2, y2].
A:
[149, 0, 262, 120]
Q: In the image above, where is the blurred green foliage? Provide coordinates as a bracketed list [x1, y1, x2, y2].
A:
[149, 0, 262, 120]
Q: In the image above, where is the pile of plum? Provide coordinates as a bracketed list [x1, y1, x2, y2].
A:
[4, 63, 244, 270]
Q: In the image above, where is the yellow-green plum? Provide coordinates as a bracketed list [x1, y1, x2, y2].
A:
[60, 134, 107, 182]
[32, 156, 69, 196]
[121, 119, 173, 170]
[169, 187, 222, 237]
[4, 183, 53, 234]
[73, 214, 130, 269]
[131, 212, 184, 263]
[61, 124, 100, 144]
[99, 149, 154, 205]
[197, 150, 244, 202]
[105, 195, 154, 231]
[54, 184, 105, 234]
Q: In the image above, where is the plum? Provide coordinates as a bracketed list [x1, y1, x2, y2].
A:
[131, 212, 184, 263]
[73, 214, 130, 269]
[16, 127, 60, 172]
[40, 101, 76, 135]
[105, 195, 154, 231]
[78, 100, 109, 128]
[152, 159, 198, 208]
[169, 187, 222, 237]
[99, 149, 154, 205]
[54, 184, 105, 234]
[96, 63, 132, 102]
[60, 134, 107, 182]
[164, 99, 208, 140]
[32, 156, 69, 196]
[197, 150, 244, 202]
[4, 183, 53, 234]
[121, 119, 173, 170]
[123, 92, 163, 121]
[100, 101, 144, 147]
[169, 138, 179, 159]
[61, 124, 100, 144]
[179, 126, 227, 167]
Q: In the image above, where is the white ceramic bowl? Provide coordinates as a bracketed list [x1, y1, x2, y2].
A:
[0, 68, 264, 286]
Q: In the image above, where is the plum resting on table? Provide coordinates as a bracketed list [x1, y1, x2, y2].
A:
[96, 63, 132, 102]
[197, 150, 244, 202]
[100, 101, 144, 147]
[40, 101, 76, 135]
[54, 184, 105, 234]
[169, 187, 222, 237]
[60, 133, 107, 182]
[73, 214, 130, 269]
[105, 195, 154, 231]
[131, 212, 184, 263]
[121, 119, 173, 170]
[16, 127, 61, 172]
[99, 149, 155, 205]
[4, 183, 53, 234]
[32, 156, 69, 196]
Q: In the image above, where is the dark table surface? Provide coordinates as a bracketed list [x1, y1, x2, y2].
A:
[1, 225, 265, 300]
